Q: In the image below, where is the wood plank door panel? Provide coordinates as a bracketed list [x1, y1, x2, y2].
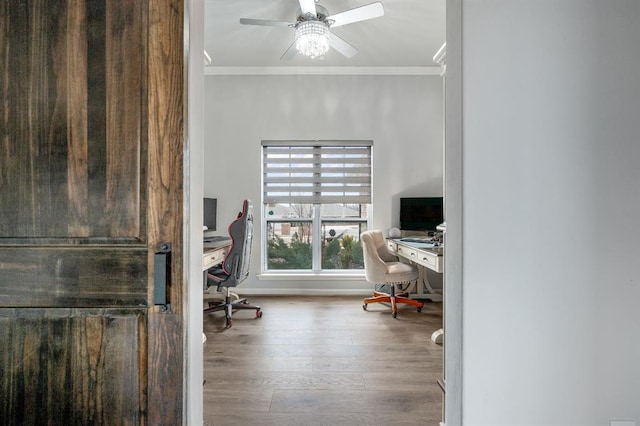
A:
[0, 308, 145, 424]
[0, 0, 145, 240]
[0, 247, 147, 307]
[0, 0, 185, 423]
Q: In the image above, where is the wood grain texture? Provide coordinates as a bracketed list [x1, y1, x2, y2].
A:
[147, 312, 183, 425]
[0, 247, 147, 307]
[86, 0, 108, 236]
[1, 0, 150, 366]
[66, 0, 90, 237]
[203, 296, 444, 426]
[147, 0, 184, 312]
[0, 308, 145, 424]
[105, 0, 144, 237]
[145, 0, 185, 424]
[0, 0, 145, 240]
[1, 1, 187, 424]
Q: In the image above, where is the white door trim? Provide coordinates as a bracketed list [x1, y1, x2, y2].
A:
[184, 0, 206, 423]
[444, 0, 463, 424]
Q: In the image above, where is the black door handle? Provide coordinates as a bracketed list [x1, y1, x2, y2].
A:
[154, 242, 172, 311]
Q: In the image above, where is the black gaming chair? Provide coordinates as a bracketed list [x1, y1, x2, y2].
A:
[204, 199, 262, 328]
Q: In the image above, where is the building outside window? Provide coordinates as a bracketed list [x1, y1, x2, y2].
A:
[262, 141, 372, 273]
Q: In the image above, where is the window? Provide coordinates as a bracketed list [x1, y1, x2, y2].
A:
[262, 141, 372, 273]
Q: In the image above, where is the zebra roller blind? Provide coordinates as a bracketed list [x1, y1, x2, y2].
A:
[262, 141, 372, 205]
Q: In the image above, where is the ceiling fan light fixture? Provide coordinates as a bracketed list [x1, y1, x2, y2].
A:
[295, 20, 330, 58]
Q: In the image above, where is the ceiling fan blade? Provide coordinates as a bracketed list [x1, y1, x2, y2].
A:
[298, 0, 317, 16]
[327, 2, 384, 28]
[239, 18, 294, 27]
[280, 42, 298, 60]
[329, 33, 358, 58]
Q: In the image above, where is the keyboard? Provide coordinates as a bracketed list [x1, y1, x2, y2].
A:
[204, 235, 230, 243]
[400, 237, 431, 243]
[204, 237, 231, 249]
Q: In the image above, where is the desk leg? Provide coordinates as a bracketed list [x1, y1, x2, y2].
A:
[431, 328, 444, 344]
[408, 264, 443, 302]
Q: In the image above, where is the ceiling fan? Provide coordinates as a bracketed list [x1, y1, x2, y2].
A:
[239, 0, 384, 60]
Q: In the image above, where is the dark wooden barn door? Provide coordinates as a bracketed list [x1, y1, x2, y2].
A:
[0, 1, 185, 424]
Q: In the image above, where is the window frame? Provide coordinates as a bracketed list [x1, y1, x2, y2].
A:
[261, 141, 372, 274]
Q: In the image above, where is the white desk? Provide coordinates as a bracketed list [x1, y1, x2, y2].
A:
[202, 241, 231, 290]
[388, 237, 445, 344]
[203, 244, 229, 271]
[386, 238, 443, 301]
[202, 242, 231, 342]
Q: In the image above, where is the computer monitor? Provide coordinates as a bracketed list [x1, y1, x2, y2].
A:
[203, 198, 217, 234]
[400, 197, 444, 231]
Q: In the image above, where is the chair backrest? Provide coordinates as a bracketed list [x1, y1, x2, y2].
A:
[221, 199, 254, 287]
[361, 230, 398, 283]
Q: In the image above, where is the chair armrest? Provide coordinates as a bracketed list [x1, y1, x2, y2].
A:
[378, 245, 399, 263]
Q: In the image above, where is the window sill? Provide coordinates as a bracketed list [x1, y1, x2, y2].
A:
[257, 272, 366, 281]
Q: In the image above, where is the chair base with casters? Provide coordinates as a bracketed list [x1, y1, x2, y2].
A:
[362, 282, 424, 318]
[204, 286, 262, 329]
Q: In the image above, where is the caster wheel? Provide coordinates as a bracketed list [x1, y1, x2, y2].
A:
[362, 304, 367, 311]
[392, 312, 397, 318]
[256, 310, 263, 318]
[417, 307, 422, 313]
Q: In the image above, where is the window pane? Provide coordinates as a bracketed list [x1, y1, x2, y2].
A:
[321, 221, 367, 270]
[265, 203, 314, 219]
[319, 203, 368, 219]
[266, 221, 313, 270]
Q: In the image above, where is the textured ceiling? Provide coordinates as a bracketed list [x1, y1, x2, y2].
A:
[204, 0, 446, 68]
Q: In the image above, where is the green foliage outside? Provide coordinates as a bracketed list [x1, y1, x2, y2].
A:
[267, 236, 312, 269]
[267, 233, 364, 270]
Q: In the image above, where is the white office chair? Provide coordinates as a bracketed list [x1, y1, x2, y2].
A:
[361, 230, 424, 318]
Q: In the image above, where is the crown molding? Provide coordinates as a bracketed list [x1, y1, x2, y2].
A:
[432, 42, 447, 76]
[204, 66, 442, 76]
[432, 42, 446, 66]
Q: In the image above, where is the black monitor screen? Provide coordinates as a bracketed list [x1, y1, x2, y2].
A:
[203, 198, 217, 232]
[400, 197, 444, 231]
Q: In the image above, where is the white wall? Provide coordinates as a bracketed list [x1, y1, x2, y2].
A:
[460, 1, 640, 424]
[204, 74, 443, 292]
[185, 0, 205, 423]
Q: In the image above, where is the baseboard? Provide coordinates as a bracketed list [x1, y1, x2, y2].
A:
[233, 288, 372, 296]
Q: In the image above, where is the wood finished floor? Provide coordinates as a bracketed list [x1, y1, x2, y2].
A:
[203, 295, 443, 426]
